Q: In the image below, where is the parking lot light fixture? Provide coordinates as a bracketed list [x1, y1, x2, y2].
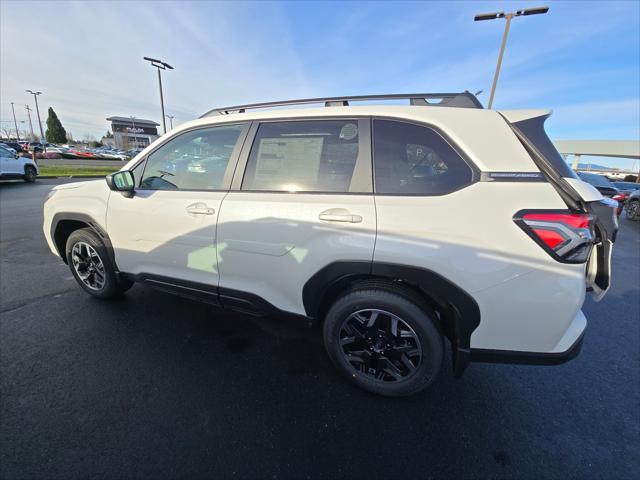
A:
[25, 90, 46, 148]
[165, 115, 175, 129]
[143, 56, 174, 135]
[474, 6, 549, 109]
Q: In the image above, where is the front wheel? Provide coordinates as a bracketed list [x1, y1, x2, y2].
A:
[65, 228, 130, 299]
[23, 165, 37, 182]
[627, 200, 640, 221]
[323, 287, 443, 397]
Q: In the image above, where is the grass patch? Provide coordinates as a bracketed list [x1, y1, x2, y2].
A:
[39, 165, 120, 177]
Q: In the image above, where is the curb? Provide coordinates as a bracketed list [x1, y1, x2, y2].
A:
[38, 175, 109, 179]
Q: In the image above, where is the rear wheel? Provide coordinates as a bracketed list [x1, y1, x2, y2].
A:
[65, 228, 131, 299]
[627, 199, 640, 221]
[323, 287, 443, 397]
[23, 165, 37, 182]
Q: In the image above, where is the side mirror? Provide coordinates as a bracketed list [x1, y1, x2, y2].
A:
[106, 170, 135, 197]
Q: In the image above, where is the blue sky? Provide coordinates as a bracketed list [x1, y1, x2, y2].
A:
[1, 0, 638, 168]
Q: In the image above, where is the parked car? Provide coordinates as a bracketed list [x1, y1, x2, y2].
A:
[0, 143, 16, 154]
[28, 142, 45, 152]
[0, 145, 38, 182]
[1, 142, 24, 154]
[612, 181, 640, 195]
[45, 146, 69, 154]
[577, 172, 624, 215]
[625, 190, 640, 221]
[43, 92, 618, 396]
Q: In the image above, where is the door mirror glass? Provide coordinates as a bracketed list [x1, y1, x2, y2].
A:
[106, 170, 135, 192]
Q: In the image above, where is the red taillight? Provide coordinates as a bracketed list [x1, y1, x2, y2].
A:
[612, 194, 625, 201]
[514, 211, 594, 263]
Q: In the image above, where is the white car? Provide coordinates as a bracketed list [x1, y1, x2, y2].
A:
[0, 145, 39, 182]
[42, 92, 618, 396]
[45, 146, 68, 154]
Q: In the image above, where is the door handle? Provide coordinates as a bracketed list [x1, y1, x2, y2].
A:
[186, 203, 215, 215]
[318, 208, 363, 223]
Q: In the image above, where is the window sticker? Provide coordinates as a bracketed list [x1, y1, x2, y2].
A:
[252, 137, 325, 190]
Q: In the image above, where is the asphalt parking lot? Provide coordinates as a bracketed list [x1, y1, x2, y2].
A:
[1, 178, 638, 479]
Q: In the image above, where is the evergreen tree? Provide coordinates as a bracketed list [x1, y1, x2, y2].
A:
[45, 107, 67, 143]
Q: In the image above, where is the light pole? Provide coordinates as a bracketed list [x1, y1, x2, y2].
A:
[143, 56, 173, 134]
[165, 115, 175, 129]
[25, 90, 46, 147]
[130, 116, 137, 149]
[10, 102, 20, 141]
[25, 105, 35, 140]
[475, 6, 549, 109]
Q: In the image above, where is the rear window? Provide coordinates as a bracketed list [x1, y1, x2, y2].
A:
[513, 116, 577, 179]
[373, 119, 474, 195]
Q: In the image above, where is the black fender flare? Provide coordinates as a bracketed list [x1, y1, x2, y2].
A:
[50, 212, 118, 270]
[302, 261, 480, 376]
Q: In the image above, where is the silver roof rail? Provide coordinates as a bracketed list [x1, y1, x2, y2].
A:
[200, 91, 483, 117]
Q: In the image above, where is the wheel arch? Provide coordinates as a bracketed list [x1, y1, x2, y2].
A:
[302, 261, 480, 376]
[51, 213, 118, 269]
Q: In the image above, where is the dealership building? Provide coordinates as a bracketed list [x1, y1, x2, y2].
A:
[105, 116, 160, 149]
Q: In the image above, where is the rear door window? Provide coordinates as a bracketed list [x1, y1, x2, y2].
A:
[241, 120, 366, 193]
[373, 119, 474, 195]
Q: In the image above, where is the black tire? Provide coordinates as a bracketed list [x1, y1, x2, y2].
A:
[23, 165, 37, 182]
[323, 287, 443, 397]
[627, 199, 640, 221]
[65, 228, 130, 299]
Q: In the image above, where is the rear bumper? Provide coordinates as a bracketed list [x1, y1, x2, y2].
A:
[470, 309, 587, 366]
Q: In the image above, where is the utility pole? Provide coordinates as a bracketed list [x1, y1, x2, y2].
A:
[130, 116, 137, 149]
[474, 6, 549, 109]
[25, 105, 35, 140]
[25, 90, 46, 149]
[10, 102, 20, 141]
[143, 57, 173, 134]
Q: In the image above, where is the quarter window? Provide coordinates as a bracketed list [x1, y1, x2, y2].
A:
[373, 119, 474, 195]
[242, 120, 361, 193]
[140, 124, 244, 190]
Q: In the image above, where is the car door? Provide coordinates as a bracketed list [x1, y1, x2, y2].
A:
[0, 147, 21, 174]
[106, 123, 249, 291]
[0, 147, 10, 173]
[216, 118, 376, 316]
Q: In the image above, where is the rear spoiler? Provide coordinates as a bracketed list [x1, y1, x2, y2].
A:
[498, 110, 586, 212]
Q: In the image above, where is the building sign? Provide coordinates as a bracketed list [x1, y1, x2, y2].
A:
[112, 123, 158, 135]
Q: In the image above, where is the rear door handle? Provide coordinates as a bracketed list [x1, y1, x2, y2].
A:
[186, 203, 215, 215]
[318, 208, 363, 223]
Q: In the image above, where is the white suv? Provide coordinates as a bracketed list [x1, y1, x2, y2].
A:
[43, 93, 618, 396]
[0, 145, 38, 182]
